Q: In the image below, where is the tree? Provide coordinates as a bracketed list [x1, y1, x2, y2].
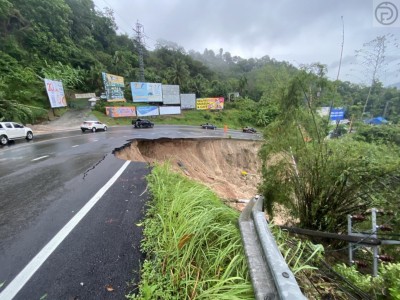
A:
[259, 71, 400, 232]
[355, 35, 397, 115]
[0, 82, 46, 123]
[166, 58, 190, 87]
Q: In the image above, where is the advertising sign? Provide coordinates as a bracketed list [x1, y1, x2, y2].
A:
[196, 97, 224, 110]
[75, 93, 96, 99]
[162, 85, 180, 104]
[180, 94, 196, 109]
[105, 106, 136, 118]
[330, 108, 345, 121]
[159, 106, 181, 115]
[131, 82, 163, 102]
[136, 106, 159, 117]
[102, 72, 125, 102]
[44, 79, 67, 108]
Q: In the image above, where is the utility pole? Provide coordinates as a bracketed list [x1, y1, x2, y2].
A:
[133, 21, 145, 82]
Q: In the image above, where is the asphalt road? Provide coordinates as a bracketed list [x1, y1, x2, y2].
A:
[0, 125, 261, 299]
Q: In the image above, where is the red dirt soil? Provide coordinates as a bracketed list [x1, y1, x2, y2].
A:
[115, 138, 263, 210]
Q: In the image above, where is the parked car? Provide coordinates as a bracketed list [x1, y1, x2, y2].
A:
[80, 121, 107, 132]
[0, 122, 34, 145]
[201, 123, 217, 130]
[243, 127, 257, 133]
[132, 118, 154, 128]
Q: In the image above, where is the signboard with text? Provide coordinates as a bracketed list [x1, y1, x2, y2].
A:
[75, 93, 96, 99]
[105, 106, 136, 118]
[102, 72, 125, 102]
[196, 97, 224, 110]
[131, 82, 163, 102]
[44, 79, 67, 108]
[330, 108, 345, 121]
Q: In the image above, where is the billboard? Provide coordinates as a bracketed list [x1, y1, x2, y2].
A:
[180, 94, 196, 109]
[137, 106, 159, 117]
[196, 97, 224, 110]
[330, 108, 345, 121]
[102, 72, 125, 102]
[159, 106, 181, 115]
[44, 79, 67, 108]
[131, 82, 163, 102]
[105, 106, 136, 118]
[162, 85, 180, 104]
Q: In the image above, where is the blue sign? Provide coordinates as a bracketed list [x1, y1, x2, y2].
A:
[330, 109, 345, 121]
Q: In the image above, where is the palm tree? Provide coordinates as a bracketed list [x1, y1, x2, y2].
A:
[166, 58, 190, 87]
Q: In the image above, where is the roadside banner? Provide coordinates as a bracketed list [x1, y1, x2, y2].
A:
[105, 106, 136, 118]
[136, 106, 159, 116]
[196, 97, 224, 110]
[44, 79, 67, 108]
[131, 82, 163, 102]
[102, 72, 125, 102]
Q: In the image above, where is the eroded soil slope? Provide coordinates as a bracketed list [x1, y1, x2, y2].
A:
[116, 138, 262, 207]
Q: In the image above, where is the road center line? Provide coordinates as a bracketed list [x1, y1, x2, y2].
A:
[0, 160, 131, 300]
[31, 155, 49, 161]
[72, 145, 79, 148]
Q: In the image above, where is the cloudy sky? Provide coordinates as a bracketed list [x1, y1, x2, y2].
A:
[93, 0, 400, 86]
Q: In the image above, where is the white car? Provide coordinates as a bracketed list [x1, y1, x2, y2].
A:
[0, 122, 34, 145]
[80, 121, 107, 133]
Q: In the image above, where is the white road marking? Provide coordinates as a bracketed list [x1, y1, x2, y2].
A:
[31, 155, 49, 162]
[0, 161, 131, 300]
[72, 145, 79, 148]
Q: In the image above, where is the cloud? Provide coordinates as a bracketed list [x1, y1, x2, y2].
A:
[93, 0, 400, 85]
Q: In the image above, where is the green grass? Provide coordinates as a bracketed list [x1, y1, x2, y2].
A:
[128, 163, 254, 299]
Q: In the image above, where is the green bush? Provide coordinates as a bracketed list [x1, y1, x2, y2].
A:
[334, 263, 400, 299]
[352, 124, 400, 146]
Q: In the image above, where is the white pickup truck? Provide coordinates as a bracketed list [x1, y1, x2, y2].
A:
[0, 122, 34, 145]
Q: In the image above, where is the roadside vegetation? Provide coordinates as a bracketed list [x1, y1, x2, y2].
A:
[127, 163, 254, 299]
[128, 164, 333, 299]
[2, 0, 400, 297]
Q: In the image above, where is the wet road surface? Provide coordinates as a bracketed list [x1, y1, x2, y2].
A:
[0, 125, 261, 299]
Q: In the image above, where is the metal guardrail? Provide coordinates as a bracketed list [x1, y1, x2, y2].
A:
[239, 196, 306, 300]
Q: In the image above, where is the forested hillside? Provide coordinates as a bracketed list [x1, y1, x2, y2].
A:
[1, 0, 399, 124]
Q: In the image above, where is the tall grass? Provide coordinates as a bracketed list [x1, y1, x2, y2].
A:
[129, 163, 254, 299]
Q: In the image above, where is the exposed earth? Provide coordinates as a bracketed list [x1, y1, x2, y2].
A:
[116, 138, 263, 210]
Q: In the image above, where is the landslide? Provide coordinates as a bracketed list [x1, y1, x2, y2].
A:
[115, 138, 262, 209]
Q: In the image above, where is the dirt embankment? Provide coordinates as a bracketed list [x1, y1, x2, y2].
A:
[116, 138, 263, 210]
